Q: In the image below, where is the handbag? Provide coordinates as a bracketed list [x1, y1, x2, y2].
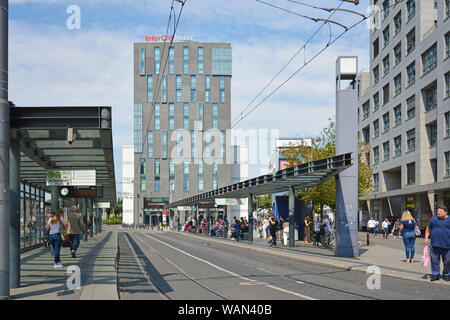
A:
[414, 224, 421, 237]
[421, 246, 429, 268]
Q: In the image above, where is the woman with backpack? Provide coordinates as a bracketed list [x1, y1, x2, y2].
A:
[46, 209, 68, 268]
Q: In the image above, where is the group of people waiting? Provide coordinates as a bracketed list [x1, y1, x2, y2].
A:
[367, 217, 403, 238]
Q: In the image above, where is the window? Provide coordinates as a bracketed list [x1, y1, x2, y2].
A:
[446, 152, 450, 177]
[394, 105, 401, 126]
[198, 159, 204, 191]
[205, 75, 211, 89]
[422, 44, 437, 74]
[154, 177, 160, 192]
[154, 47, 160, 75]
[162, 131, 167, 158]
[363, 101, 370, 119]
[183, 46, 189, 60]
[407, 62, 415, 87]
[383, 112, 390, 133]
[212, 160, 218, 190]
[373, 92, 380, 112]
[139, 46, 145, 76]
[176, 75, 182, 88]
[373, 65, 380, 85]
[183, 103, 189, 130]
[447, 0, 450, 19]
[446, 72, 450, 98]
[383, 141, 390, 161]
[140, 178, 146, 192]
[407, 129, 415, 152]
[191, 131, 196, 158]
[394, 42, 401, 66]
[147, 76, 152, 102]
[140, 158, 146, 175]
[383, 55, 390, 76]
[169, 47, 174, 74]
[373, 119, 380, 138]
[183, 61, 189, 74]
[394, 11, 401, 35]
[134, 103, 143, 153]
[406, 29, 415, 55]
[424, 84, 437, 112]
[154, 159, 160, 175]
[446, 32, 450, 59]
[373, 146, 379, 165]
[190, 75, 196, 89]
[426, 122, 437, 147]
[373, 173, 379, 191]
[176, 89, 182, 102]
[407, 162, 415, 184]
[212, 103, 218, 129]
[169, 158, 175, 175]
[183, 159, 189, 191]
[176, 130, 183, 157]
[383, 0, 390, 19]
[446, 112, 450, 137]
[219, 90, 225, 103]
[169, 176, 174, 191]
[406, 95, 415, 119]
[383, 83, 390, 105]
[220, 130, 226, 158]
[373, 38, 379, 59]
[394, 74, 401, 96]
[205, 89, 211, 102]
[198, 47, 204, 74]
[169, 103, 175, 130]
[205, 131, 211, 158]
[394, 135, 401, 157]
[190, 89, 196, 102]
[154, 103, 160, 130]
[363, 126, 370, 143]
[383, 26, 390, 48]
[198, 103, 203, 130]
[147, 130, 153, 158]
[161, 75, 167, 103]
[219, 76, 225, 89]
[407, 0, 415, 20]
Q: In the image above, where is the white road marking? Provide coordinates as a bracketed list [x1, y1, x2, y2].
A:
[296, 281, 305, 284]
[140, 232, 318, 300]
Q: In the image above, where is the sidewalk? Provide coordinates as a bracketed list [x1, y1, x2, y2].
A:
[9, 226, 119, 300]
[169, 229, 450, 286]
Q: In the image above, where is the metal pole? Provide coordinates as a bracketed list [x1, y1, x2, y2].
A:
[82, 198, 88, 241]
[289, 186, 295, 247]
[0, 0, 10, 300]
[93, 207, 97, 236]
[50, 186, 58, 214]
[9, 138, 19, 288]
[89, 199, 94, 238]
[248, 194, 253, 242]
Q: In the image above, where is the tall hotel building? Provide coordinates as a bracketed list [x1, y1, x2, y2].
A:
[358, 0, 450, 231]
[133, 41, 232, 225]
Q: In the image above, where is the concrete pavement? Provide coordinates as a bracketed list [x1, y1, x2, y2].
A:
[9, 226, 119, 300]
[167, 229, 449, 286]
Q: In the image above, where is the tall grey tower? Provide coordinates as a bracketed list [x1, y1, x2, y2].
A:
[133, 41, 232, 226]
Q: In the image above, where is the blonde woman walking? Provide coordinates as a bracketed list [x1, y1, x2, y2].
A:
[398, 210, 417, 263]
[46, 209, 68, 268]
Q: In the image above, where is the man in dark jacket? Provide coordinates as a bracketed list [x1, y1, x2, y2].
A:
[269, 214, 278, 246]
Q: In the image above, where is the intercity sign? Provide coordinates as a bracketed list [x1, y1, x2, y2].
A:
[215, 198, 240, 206]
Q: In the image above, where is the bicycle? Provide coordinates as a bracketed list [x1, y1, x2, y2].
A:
[320, 228, 335, 249]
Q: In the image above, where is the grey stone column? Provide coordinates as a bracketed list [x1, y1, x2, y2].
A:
[9, 138, 19, 288]
[248, 194, 253, 242]
[289, 186, 295, 247]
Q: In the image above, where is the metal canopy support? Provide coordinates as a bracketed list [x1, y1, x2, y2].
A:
[9, 138, 20, 288]
[289, 186, 295, 247]
[248, 194, 253, 242]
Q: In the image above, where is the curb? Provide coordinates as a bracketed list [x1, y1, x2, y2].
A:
[165, 230, 450, 286]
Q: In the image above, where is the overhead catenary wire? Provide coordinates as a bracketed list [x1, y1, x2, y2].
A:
[230, 0, 407, 130]
[141, 0, 187, 154]
[228, 0, 346, 129]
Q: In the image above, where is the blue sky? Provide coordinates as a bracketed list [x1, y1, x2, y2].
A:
[8, 0, 370, 187]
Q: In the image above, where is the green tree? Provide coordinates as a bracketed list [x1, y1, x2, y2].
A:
[257, 194, 273, 210]
[280, 119, 372, 215]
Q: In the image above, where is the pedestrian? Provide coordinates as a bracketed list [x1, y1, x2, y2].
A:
[234, 218, 241, 241]
[66, 205, 84, 258]
[367, 217, 376, 235]
[268, 214, 278, 246]
[262, 216, 270, 239]
[382, 218, 390, 239]
[46, 209, 68, 268]
[313, 216, 321, 246]
[304, 216, 311, 244]
[374, 219, 380, 237]
[398, 210, 417, 264]
[394, 218, 401, 239]
[282, 217, 290, 247]
[424, 205, 450, 281]
[191, 217, 196, 233]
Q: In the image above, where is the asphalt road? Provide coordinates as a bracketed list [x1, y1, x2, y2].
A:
[117, 229, 448, 300]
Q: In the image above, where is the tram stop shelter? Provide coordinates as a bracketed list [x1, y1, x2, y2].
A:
[167, 153, 353, 246]
[7, 104, 117, 289]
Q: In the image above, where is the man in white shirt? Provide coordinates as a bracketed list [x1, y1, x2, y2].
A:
[367, 217, 376, 235]
[382, 218, 390, 238]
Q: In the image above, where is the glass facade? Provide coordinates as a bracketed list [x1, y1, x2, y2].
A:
[20, 185, 47, 249]
[134, 103, 143, 153]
